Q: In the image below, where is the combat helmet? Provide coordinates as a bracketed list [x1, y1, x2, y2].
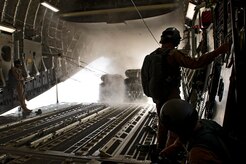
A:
[160, 99, 198, 139]
[160, 27, 181, 47]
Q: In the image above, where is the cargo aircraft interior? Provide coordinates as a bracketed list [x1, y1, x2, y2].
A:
[0, 0, 245, 163]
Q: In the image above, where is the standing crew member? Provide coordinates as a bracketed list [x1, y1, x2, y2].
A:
[141, 27, 231, 150]
[9, 59, 32, 114]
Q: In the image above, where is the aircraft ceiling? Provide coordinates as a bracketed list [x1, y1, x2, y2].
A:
[0, 0, 184, 74]
[0, 0, 180, 34]
[58, 0, 180, 23]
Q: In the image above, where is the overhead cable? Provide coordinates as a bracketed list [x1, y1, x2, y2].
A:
[130, 0, 160, 46]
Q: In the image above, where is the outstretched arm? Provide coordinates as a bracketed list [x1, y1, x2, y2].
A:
[171, 42, 231, 69]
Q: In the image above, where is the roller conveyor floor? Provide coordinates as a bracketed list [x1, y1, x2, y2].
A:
[0, 102, 157, 164]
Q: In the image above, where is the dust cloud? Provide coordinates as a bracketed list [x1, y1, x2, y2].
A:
[1, 6, 186, 114]
[76, 8, 184, 77]
[63, 7, 186, 104]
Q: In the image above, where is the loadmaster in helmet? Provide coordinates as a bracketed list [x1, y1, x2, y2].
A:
[140, 27, 231, 150]
[158, 99, 242, 164]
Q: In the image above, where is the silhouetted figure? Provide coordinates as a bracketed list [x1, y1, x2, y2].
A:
[158, 99, 242, 164]
[141, 27, 231, 150]
[8, 59, 31, 114]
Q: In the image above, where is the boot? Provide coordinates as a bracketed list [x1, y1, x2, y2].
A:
[21, 106, 32, 115]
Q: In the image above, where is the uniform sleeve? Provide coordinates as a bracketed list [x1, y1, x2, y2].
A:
[188, 147, 223, 164]
[170, 46, 226, 69]
[10, 67, 24, 81]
